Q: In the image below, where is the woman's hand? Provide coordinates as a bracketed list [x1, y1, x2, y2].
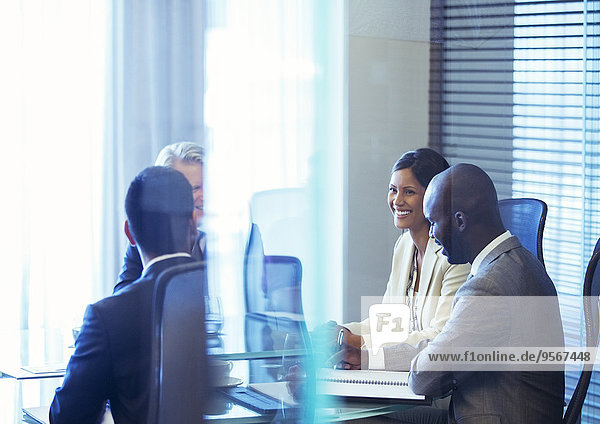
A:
[326, 343, 364, 370]
[325, 328, 365, 370]
[340, 328, 363, 350]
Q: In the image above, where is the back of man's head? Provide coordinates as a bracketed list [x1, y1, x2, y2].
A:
[427, 163, 506, 263]
[442, 163, 501, 224]
[125, 166, 194, 257]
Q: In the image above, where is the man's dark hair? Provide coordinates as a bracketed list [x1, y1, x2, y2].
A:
[125, 166, 194, 256]
[392, 148, 450, 189]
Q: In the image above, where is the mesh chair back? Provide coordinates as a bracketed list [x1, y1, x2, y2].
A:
[498, 198, 547, 266]
[244, 223, 304, 316]
[264, 255, 303, 315]
[149, 262, 208, 424]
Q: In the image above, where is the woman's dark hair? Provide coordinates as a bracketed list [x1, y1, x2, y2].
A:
[391, 148, 450, 189]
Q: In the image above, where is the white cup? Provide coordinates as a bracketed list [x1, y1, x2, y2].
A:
[209, 359, 233, 387]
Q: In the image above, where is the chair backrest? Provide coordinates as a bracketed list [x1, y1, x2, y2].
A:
[148, 262, 208, 424]
[498, 198, 547, 266]
[264, 255, 303, 315]
[244, 223, 304, 316]
[563, 241, 600, 423]
[244, 223, 267, 313]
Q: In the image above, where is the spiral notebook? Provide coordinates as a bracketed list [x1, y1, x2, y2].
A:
[316, 369, 430, 404]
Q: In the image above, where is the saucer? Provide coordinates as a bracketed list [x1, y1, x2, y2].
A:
[217, 376, 243, 388]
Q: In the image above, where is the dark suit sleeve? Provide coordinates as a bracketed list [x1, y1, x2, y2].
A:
[114, 244, 143, 293]
[50, 305, 111, 424]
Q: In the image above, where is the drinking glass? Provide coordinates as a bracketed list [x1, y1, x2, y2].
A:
[205, 296, 224, 334]
[277, 332, 301, 380]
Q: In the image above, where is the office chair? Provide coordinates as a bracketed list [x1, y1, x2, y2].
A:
[148, 262, 208, 424]
[243, 224, 307, 389]
[498, 198, 547, 266]
[264, 255, 303, 315]
[244, 223, 268, 314]
[243, 223, 304, 316]
[562, 240, 600, 424]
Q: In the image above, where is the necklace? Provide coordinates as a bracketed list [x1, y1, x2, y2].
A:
[405, 248, 420, 332]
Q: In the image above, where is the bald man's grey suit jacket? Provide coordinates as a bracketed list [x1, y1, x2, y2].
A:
[402, 236, 564, 423]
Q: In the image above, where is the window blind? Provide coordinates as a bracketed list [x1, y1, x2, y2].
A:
[431, 0, 600, 421]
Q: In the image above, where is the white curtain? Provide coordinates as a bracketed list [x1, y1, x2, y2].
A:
[0, 0, 107, 331]
[0, 0, 206, 333]
[103, 0, 205, 296]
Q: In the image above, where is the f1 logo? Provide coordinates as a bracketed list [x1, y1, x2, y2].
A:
[369, 303, 410, 354]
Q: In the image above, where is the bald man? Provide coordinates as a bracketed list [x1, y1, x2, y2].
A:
[407, 164, 564, 423]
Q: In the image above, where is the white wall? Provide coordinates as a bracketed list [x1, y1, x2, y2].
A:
[344, 0, 431, 322]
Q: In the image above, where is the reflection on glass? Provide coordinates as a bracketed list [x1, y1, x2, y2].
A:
[204, 0, 343, 421]
[205, 296, 224, 335]
[279, 332, 301, 381]
[206, 334, 224, 356]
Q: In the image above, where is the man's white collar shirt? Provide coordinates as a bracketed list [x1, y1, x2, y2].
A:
[470, 230, 512, 276]
[144, 252, 191, 270]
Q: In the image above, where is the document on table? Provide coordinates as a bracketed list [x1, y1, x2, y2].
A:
[23, 405, 115, 424]
[23, 406, 49, 424]
[0, 362, 66, 379]
[248, 381, 298, 406]
[316, 369, 430, 403]
[21, 363, 67, 375]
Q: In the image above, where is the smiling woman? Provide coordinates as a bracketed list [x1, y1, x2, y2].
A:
[0, 0, 107, 331]
[342, 148, 470, 358]
[388, 169, 429, 248]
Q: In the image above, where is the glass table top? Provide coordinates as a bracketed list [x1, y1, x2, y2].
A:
[1, 313, 418, 422]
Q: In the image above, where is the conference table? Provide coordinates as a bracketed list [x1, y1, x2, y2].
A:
[0, 314, 414, 423]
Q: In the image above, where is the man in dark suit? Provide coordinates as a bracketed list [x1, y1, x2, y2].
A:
[407, 163, 564, 423]
[50, 166, 198, 424]
[114, 141, 205, 293]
